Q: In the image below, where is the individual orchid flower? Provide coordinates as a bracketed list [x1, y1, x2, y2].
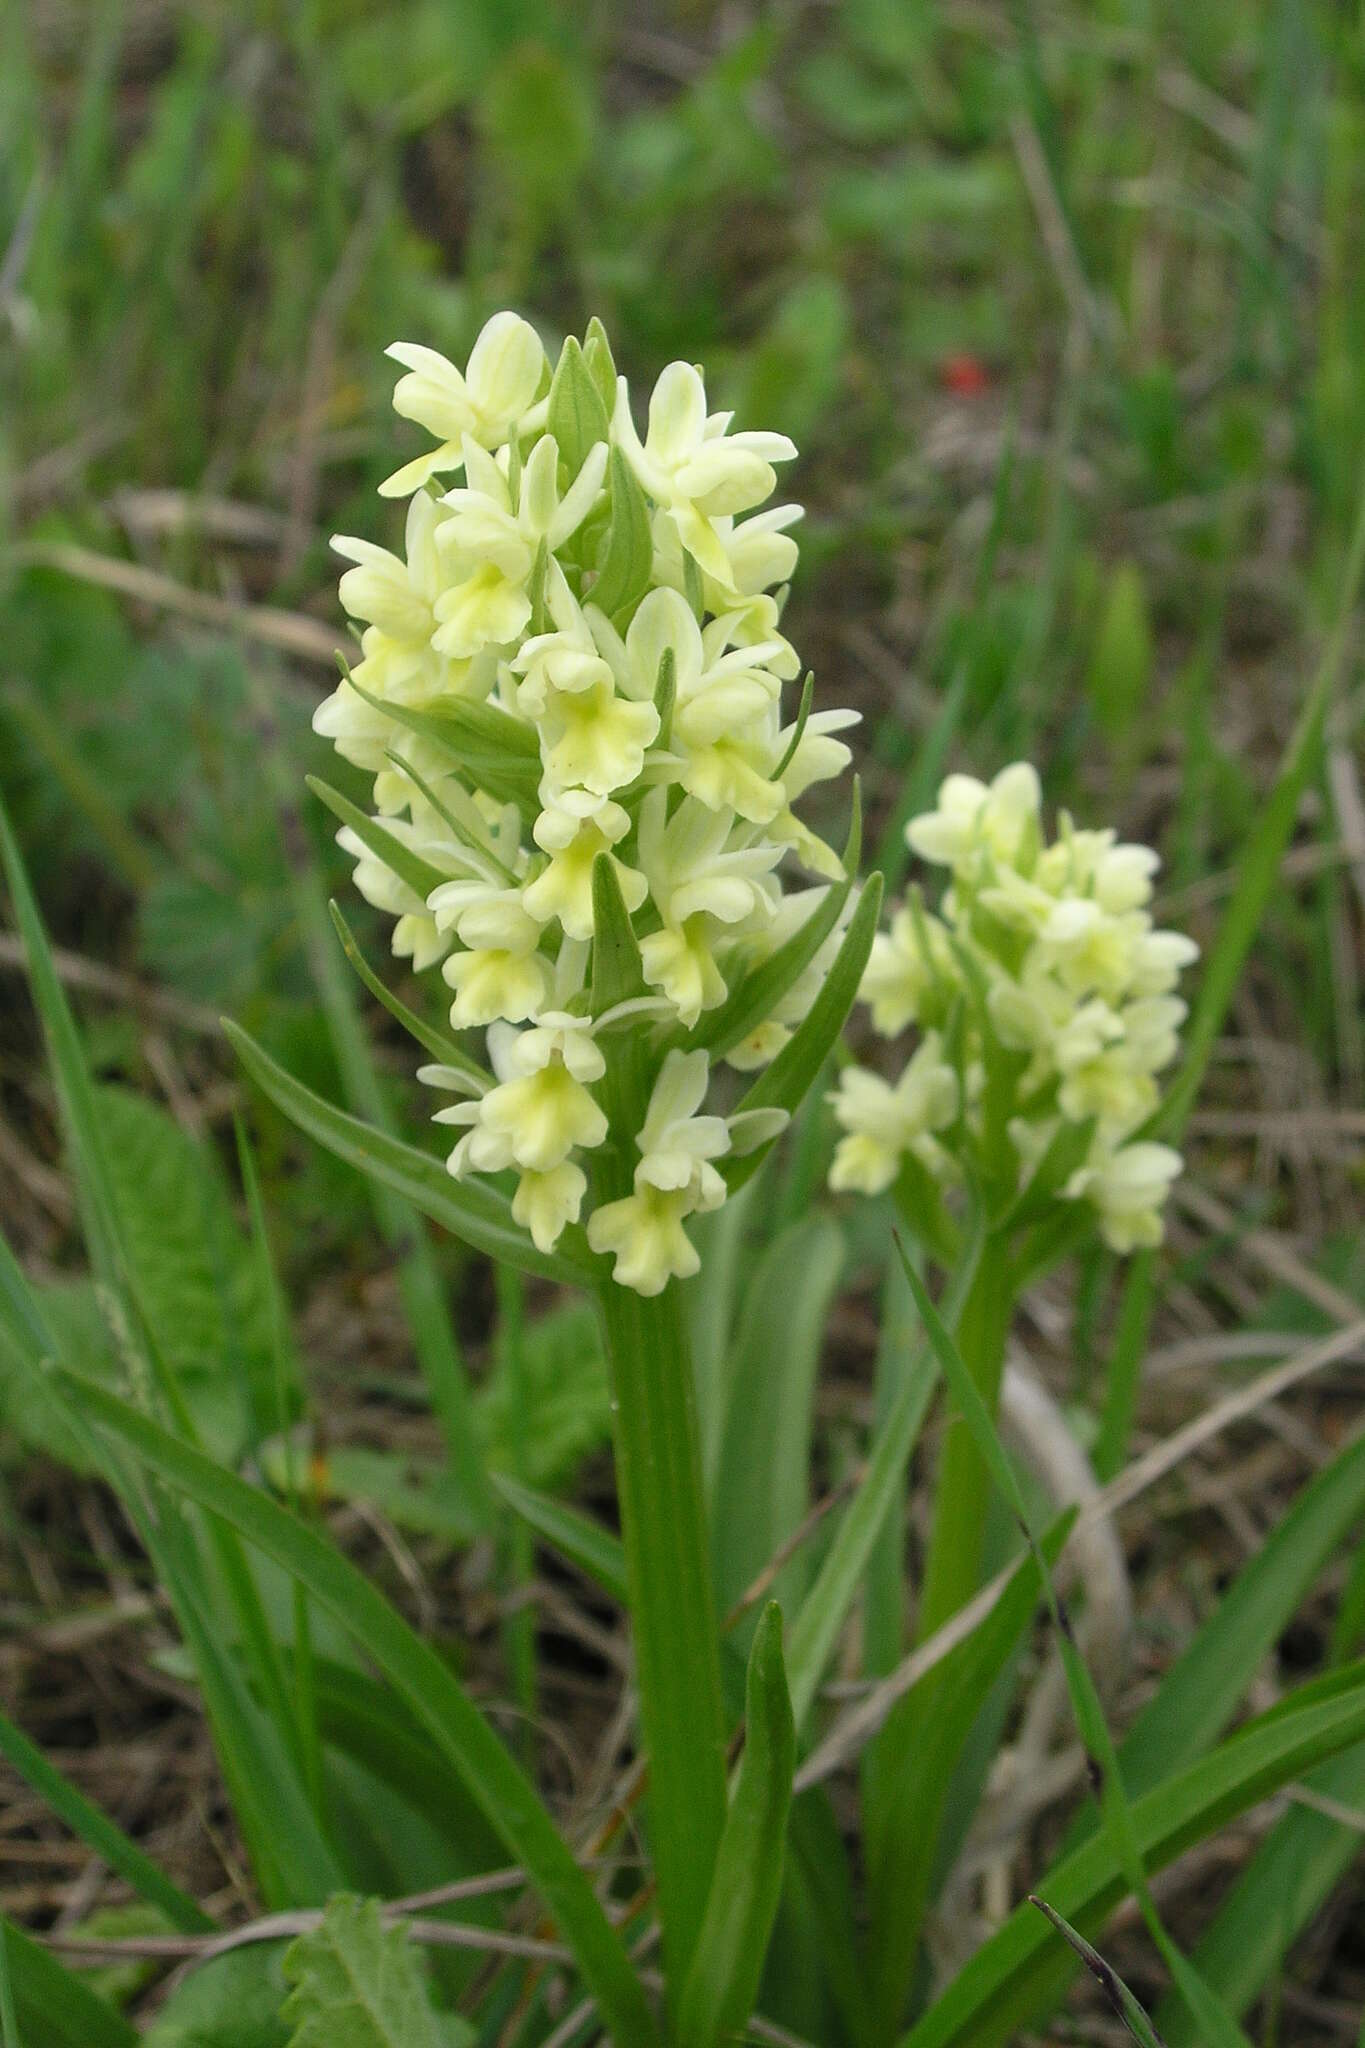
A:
[612, 360, 796, 588]
[380, 311, 548, 496]
[431, 433, 609, 659]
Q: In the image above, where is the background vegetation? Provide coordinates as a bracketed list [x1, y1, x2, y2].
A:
[2, 1, 1365, 2042]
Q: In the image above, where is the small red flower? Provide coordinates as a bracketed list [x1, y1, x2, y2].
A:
[939, 353, 990, 398]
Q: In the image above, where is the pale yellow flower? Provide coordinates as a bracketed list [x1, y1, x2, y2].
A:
[381, 312, 548, 496]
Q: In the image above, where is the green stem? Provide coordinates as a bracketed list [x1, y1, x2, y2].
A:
[597, 1274, 727, 2005]
[1093, 1247, 1157, 1481]
[914, 1235, 1015, 1645]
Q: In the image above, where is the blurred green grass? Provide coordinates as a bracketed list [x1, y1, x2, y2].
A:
[2, 0, 1363, 1261]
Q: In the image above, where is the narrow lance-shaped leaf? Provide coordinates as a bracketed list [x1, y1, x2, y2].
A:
[224, 1022, 594, 1286]
[582, 316, 618, 413]
[784, 1219, 982, 1731]
[1028, 1899, 1167, 2048]
[589, 851, 651, 1149]
[0, 1704, 212, 1935]
[677, 1603, 796, 2048]
[492, 1473, 629, 1608]
[1156, 1742, 1365, 2045]
[0, 1921, 19, 2048]
[724, 871, 884, 1195]
[893, 1239, 1254, 2048]
[900, 1671, 1365, 2048]
[336, 674, 542, 817]
[696, 783, 860, 1061]
[306, 776, 448, 904]
[56, 1368, 661, 2048]
[328, 900, 490, 1084]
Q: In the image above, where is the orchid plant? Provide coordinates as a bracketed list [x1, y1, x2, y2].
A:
[12, 310, 1364, 2048]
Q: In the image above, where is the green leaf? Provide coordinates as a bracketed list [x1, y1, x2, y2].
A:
[901, 1671, 1365, 2048]
[0, 1702, 211, 1934]
[144, 1945, 291, 2048]
[784, 1227, 983, 1732]
[724, 873, 884, 1195]
[306, 777, 446, 904]
[695, 871, 853, 1062]
[309, 1661, 504, 1879]
[478, 1297, 611, 1486]
[1033, 1414, 1365, 2037]
[492, 1474, 628, 1606]
[328, 901, 488, 1082]
[1157, 1742, 1365, 2044]
[589, 850, 646, 1014]
[1116, 1426, 1365, 1801]
[678, 1604, 796, 2048]
[57, 1370, 660, 2048]
[333, 682, 541, 819]
[711, 1217, 844, 1622]
[2, 1086, 277, 1467]
[595, 1278, 727, 1994]
[284, 802, 488, 1522]
[589, 852, 650, 1146]
[0, 1922, 18, 2048]
[97, 1085, 275, 1451]
[547, 335, 611, 473]
[0, 792, 133, 1315]
[591, 447, 653, 619]
[1028, 1898, 1164, 2048]
[894, 1241, 1254, 2048]
[224, 1022, 594, 1285]
[0, 1273, 120, 1472]
[283, 1896, 441, 2048]
[0, 799, 343, 1903]
[2, 1920, 135, 2048]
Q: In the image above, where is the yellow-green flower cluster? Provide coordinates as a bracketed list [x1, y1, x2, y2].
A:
[830, 765, 1198, 1253]
[315, 313, 857, 1293]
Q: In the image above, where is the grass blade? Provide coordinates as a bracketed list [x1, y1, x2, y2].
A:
[784, 1223, 983, 1733]
[893, 1239, 1253, 2048]
[53, 1365, 660, 2048]
[902, 1669, 1365, 2048]
[0, 1704, 212, 1934]
[1157, 1742, 1365, 2043]
[0, 1921, 19, 2048]
[1028, 1899, 1167, 2048]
